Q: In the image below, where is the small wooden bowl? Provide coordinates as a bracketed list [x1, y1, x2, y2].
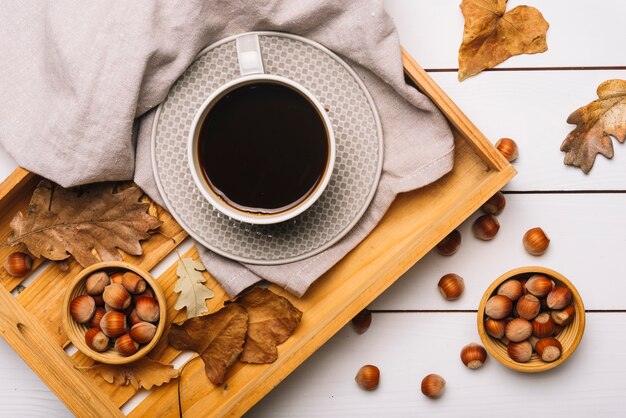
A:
[62, 261, 166, 365]
[477, 266, 585, 373]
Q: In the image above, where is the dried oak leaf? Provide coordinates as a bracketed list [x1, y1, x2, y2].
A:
[168, 303, 248, 385]
[561, 79, 626, 173]
[236, 287, 302, 364]
[458, 0, 549, 80]
[80, 357, 178, 390]
[4, 180, 161, 267]
[174, 256, 215, 319]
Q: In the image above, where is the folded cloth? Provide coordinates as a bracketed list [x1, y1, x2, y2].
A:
[0, 0, 454, 297]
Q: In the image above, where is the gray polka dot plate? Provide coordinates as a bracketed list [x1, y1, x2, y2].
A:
[151, 32, 383, 265]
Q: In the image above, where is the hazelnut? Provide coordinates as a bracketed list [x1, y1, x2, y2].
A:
[495, 138, 519, 162]
[547, 286, 573, 310]
[129, 321, 157, 344]
[85, 271, 110, 296]
[85, 327, 109, 352]
[121, 272, 147, 294]
[523, 227, 550, 256]
[481, 191, 506, 215]
[460, 343, 487, 369]
[485, 295, 513, 319]
[135, 296, 160, 322]
[351, 309, 372, 334]
[507, 341, 532, 363]
[535, 338, 562, 362]
[88, 307, 106, 329]
[115, 333, 139, 357]
[525, 274, 553, 297]
[472, 214, 500, 241]
[355, 365, 380, 391]
[436, 230, 461, 256]
[102, 283, 131, 311]
[69, 295, 96, 324]
[516, 294, 541, 320]
[4, 252, 33, 277]
[505, 318, 532, 342]
[551, 304, 575, 326]
[438, 274, 464, 301]
[532, 312, 555, 338]
[421, 374, 445, 399]
[99, 311, 127, 338]
[496, 279, 523, 301]
[484, 318, 506, 339]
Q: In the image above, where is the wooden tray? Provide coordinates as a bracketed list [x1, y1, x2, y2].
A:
[0, 50, 515, 417]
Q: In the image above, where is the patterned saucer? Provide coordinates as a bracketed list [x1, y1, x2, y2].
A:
[151, 32, 383, 265]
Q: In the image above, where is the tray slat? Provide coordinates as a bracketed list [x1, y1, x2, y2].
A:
[0, 53, 515, 417]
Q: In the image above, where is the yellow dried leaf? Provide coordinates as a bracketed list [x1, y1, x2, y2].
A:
[561, 79, 626, 173]
[81, 357, 178, 390]
[174, 256, 215, 319]
[458, 0, 549, 80]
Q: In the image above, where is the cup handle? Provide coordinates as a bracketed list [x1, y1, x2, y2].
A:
[236, 34, 265, 76]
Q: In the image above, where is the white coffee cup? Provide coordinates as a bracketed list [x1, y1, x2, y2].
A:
[188, 33, 335, 225]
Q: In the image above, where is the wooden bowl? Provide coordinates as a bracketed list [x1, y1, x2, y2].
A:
[477, 266, 585, 373]
[62, 261, 167, 365]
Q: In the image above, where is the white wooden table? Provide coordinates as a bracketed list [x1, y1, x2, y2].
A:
[1, 1, 625, 416]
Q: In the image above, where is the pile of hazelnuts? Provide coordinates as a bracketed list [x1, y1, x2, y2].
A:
[69, 270, 160, 357]
[484, 274, 575, 364]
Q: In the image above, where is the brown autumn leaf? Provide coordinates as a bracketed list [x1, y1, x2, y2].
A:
[4, 180, 161, 267]
[80, 357, 178, 390]
[236, 287, 303, 364]
[561, 79, 626, 173]
[168, 303, 248, 385]
[458, 0, 549, 80]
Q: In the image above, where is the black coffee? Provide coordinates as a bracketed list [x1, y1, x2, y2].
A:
[198, 82, 329, 214]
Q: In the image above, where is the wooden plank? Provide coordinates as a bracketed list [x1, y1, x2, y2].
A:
[0, 281, 124, 417]
[386, 0, 626, 70]
[250, 312, 621, 417]
[430, 70, 626, 190]
[372, 193, 626, 311]
[128, 133, 515, 418]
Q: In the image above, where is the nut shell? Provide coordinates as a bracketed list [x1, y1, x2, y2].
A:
[135, 296, 160, 322]
[421, 374, 445, 399]
[121, 272, 147, 294]
[472, 214, 500, 241]
[85, 327, 110, 352]
[460, 343, 487, 369]
[355, 365, 380, 391]
[89, 307, 106, 329]
[70, 295, 96, 324]
[496, 279, 523, 301]
[495, 137, 519, 162]
[351, 309, 372, 334]
[128, 309, 142, 327]
[516, 294, 541, 320]
[551, 304, 575, 326]
[115, 333, 139, 357]
[102, 283, 131, 310]
[547, 286, 573, 310]
[438, 274, 465, 301]
[523, 227, 550, 256]
[129, 321, 157, 344]
[525, 274, 553, 297]
[507, 341, 532, 363]
[4, 252, 33, 277]
[85, 271, 110, 295]
[535, 337, 562, 362]
[505, 318, 533, 342]
[484, 295, 513, 319]
[532, 312, 555, 338]
[110, 273, 123, 284]
[99, 311, 127, 338]
[484, 318, 506, 339]
[435, 230, 461, 256]
[481, 191, 506, 215]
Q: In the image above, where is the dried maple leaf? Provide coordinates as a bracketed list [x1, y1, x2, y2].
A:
[80, 357, 178, 390]
[561, 79, 626, 173]
[168, 303, 248, 385]
[4, 180, 161, 267]
[236, 287, 302, 364]
[174, 256, 215, 319]
[458, 0, 549, 80]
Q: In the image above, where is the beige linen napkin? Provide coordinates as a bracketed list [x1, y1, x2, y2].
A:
[0, 0, 454, 297]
